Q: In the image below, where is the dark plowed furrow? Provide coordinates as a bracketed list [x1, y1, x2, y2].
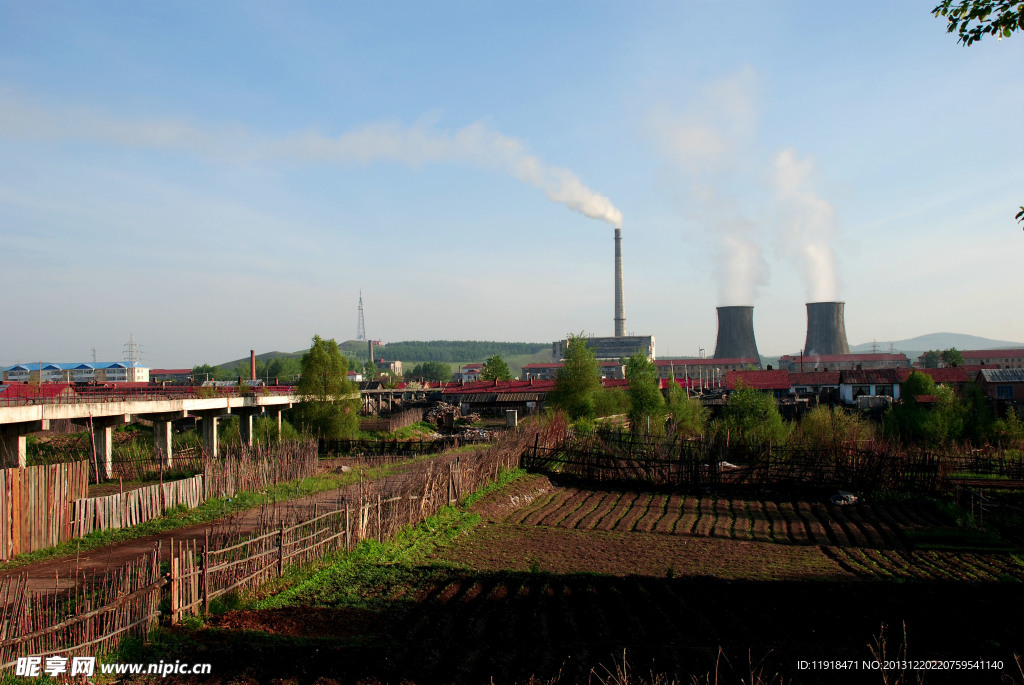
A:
[654, 494, 684, 534]
[710, 499, 734, 538]
[559, 491, 603, 529]
[828, 506, 871, 547]
[523, 488, 578, 526]
[537, 489, 588, 527]
[614, 493, 652, 531]
[843, 507, 889, 548]
[861, 549, 922, 580]
[635, 494, 668, 532]
[728, 500, 748, 540]
[865, 504, 909, 549]
[794, 502, 829, 545]
[693, 498, 715, 537]
[578, 492, 620, 530]
[811, 503, 851, 547]
[748, 502, 773, 542]
[762, 501, 785, 543]
[508, 490, 559, 524]
[596, 492, 640, 530]
[677, 496, 701, 535]
[819, 545, 872, 578]
[776, 502, 804, 543]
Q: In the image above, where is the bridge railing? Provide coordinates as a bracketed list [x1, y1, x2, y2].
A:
[0, 384, 298, 407]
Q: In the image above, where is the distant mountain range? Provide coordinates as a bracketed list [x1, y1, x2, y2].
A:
[849, 333, 1024, 357]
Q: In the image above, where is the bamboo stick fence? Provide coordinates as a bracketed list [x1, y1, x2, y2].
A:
[358, 407, 426, 433]
[203, 440, 318, 499]
[71, 474, 205, 537]
[0, 462, 89, 561]
[0, 550, 164, 671]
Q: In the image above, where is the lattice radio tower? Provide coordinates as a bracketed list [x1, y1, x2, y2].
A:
[356, 291, 366, 341]
[124, 333, 142, 366]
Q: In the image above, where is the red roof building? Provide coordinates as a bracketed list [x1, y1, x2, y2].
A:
[778, 353, 910, 372]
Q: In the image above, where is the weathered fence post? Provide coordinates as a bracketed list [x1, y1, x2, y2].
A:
[202, 529, 210, 613]
[345, 501, 351, 551]
[277, 524, 285, 576]
[169, 538, 179, 625]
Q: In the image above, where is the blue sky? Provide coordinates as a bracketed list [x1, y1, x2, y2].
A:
[1, 1, 1022, 368]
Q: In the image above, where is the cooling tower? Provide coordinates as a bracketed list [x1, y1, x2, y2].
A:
[713, 306, 761, 362]
[804, 301, 850, 356]
[614, 228, 625, 337]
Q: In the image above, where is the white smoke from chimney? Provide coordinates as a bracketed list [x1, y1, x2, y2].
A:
[772, 148, 839, 302]
[0, 98, 623, 227]
[648, 67, 767, 304]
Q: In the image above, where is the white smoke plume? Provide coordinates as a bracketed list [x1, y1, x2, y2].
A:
[649, 66, 766, 305]
[772, 148, 839, 302]
[0, 99, 623, 228]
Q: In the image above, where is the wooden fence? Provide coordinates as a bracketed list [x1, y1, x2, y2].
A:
[168, 439, 525, 623]
[522, 434, 944, 492]
[0, 425, 554, 666]
[203, 440, 319, 499]
[0, 462, 89, 561]
[319, 435, 492, 457]
[71, 474, 205, 537]
[359, 407, 426, 433]
[0, 550, 164, 671]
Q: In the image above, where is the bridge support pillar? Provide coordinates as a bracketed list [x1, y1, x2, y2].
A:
[232, 408, 262, 448]
[262, 404, 291, 441]
[0, 420, 49, 468]
[91, 415, 129, 481]
[194, 410, 229, 458]
[143, 411, 188, 468]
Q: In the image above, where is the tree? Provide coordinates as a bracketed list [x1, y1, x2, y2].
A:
[293, 334, 360, 439]
[625, 353, 665, 434]
[191, 364, 219, 383]
[666, 383, 709, 438]
[547, 334, 602, 421]
[480, 354, 513, 381]
[933, 0, 1024, 45]
[720, 381, 790, 447]
[409, 361, 452, 383]
[940, 347, 964, 367]
[921, 350, 941, 369]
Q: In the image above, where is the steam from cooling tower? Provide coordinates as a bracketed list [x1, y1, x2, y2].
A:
[0, 98, 624, 228]
[773, 148, 839, 302]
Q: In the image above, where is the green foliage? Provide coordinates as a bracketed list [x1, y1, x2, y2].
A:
[884, 371, 968, 446]
[546, 334, 602, 421]
[625, 353, 665, 435]
[796, 405, 873, 450]
[408, 361, 452, 383]
[933, 0, 1023, 45]
[191, 363, 227, 383]
[994, 407, 1024, 447]
[720, 381, 790, 447]
[220, 417, 300, 446]
[921, 350, 941, 368]
[294, 334, 360, 439]
[480, 354, 513, 381]
[592, 386, 630, 418]
[666, 384, 710, 438]
[941, 347, 964, 367]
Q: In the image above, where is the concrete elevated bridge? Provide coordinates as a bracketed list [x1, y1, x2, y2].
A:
[0, 386, 296, 475]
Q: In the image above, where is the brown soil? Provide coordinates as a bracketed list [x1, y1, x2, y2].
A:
[438, 523, 852, 581]
[465, 473, 553, 523]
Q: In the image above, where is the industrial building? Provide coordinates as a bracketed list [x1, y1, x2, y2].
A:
[713, 306, 761, 368]
[776, 353, 911, 372]
[2, 362, 149, 384]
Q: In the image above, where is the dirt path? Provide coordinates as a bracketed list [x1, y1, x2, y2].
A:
[0, 456, 451, 592]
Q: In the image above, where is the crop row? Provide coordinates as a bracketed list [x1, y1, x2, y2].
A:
[821, 546, 1024, 582]
[508, 488, 950, 549]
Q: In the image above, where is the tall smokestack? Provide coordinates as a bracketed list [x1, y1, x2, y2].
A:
[804, 301, 850, 356]
[614, 227, 625, 337]
[713, 306, 761, 364]
[250, 350, 256, 381]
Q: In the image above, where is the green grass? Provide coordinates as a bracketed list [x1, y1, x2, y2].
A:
[254, 505, 480, 611]
[0, 455, 432, 573]
[357, 421, 439, 441]
[461, 467, 526, 508]
[948, 471, 1012, 481]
